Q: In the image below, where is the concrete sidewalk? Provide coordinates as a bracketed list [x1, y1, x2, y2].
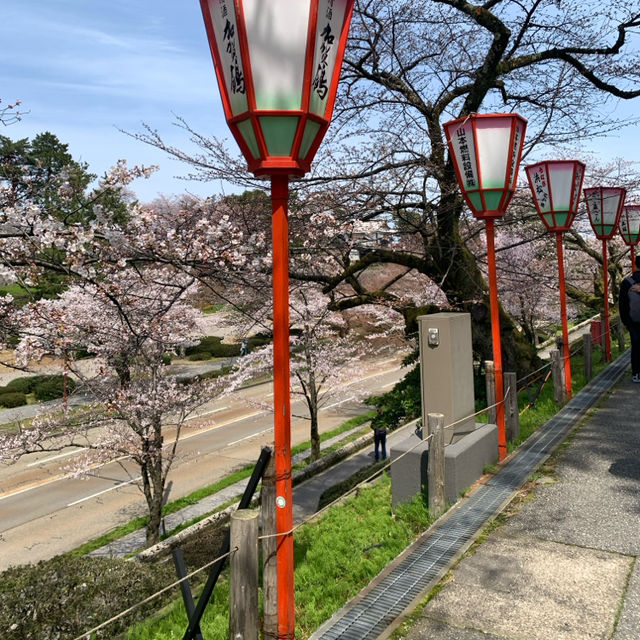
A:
[399, 372, 640, 639]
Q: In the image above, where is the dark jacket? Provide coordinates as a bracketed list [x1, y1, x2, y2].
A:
[619, 270, 640, 326]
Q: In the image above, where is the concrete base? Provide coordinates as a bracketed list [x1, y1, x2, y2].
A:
[390, 422, 498, 508]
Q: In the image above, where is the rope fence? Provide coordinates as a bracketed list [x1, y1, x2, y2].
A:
[69, 547, 238, 640]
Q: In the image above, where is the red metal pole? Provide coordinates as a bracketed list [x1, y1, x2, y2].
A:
[485, 218, 507, 461]
[555, 232, 572, 400]
[271, 174, 295, 640]
[602, 238, 611, 362]
[631, 245, 636, 271]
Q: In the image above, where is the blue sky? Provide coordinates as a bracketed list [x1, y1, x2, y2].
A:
[2, 1, 229, 202]
[3, 2, 640, 204]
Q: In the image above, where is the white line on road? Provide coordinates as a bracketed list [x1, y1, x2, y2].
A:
[227, 427, 272, 447]
[192, 405, 229, 418]
[27, 448, 86, 467]
[67, 476, 142, 507]
[323, 395, 356, 410]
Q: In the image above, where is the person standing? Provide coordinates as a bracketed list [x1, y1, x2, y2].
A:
[618, 255, 640, 382]
[373, 425, 387, 461]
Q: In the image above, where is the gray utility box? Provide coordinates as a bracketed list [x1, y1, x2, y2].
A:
[390, 422, 498, 507]
[390, 312, 499, 507]
[418, 313, 475, 443]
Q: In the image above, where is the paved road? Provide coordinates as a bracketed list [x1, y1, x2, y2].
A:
[0, 358, 404, 569]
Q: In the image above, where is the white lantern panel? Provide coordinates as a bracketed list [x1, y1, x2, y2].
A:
[447, 119, 479, 191]
[309, 0, 351, 117]
[585, 189, 603, 224]
[205, 0, 248, 116]
[527, 164, 551, 211]
[475, 118, 512, 189]
[601, 188, 624, 223]
[508, 119, 524, 187]
[572, 164, 584, 211]
[548, 163, 576, 211]
[243, 0, 311, 110]
[627, 208, 640, 234]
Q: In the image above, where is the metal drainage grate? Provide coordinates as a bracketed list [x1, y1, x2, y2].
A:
[312, 352, 630, 640]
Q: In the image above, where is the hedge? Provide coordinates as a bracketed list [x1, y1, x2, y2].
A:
[185, 336, 241, 358]
[0, 391, 27, 408]
[33, 375, 76, 402]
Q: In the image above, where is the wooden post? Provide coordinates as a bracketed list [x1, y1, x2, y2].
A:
[230, 510, 259, 640]
[551, 350, 564, 403]
[484, 360, 497, 425]
[427, 413, 445, 517]
[583, 333, 593, 382]
[503, 372, 520, 443]
[261, 457, 278, 640]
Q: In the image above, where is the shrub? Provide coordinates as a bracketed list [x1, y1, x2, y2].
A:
[186, 336, 241, 358]
[6, 375, 49, 394]
[0, 391, 27, 408]
[0, 555, 174, 640]
[185, 336, 223, 356]
[33, 375, 76, 402]
[188, 351, 212, 361]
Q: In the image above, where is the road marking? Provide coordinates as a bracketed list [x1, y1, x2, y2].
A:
[67, 476, 142, 506]
[323, 395, 356, 410]
[27, 448, 86, 467]
[192, 405, 229, 418]
[180, 410, 266, 442]
[227, 427, 272, 446]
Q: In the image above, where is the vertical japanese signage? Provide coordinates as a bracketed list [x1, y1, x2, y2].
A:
[202, 0, 248, 116]
[309, 0, 351, 116]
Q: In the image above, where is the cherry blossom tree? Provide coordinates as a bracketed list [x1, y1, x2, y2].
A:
[0, 162, 255, 546]
[0, 268, 235, 545]
[232, 285, 408, 461]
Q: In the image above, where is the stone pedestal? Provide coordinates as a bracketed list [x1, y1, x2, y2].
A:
[390, 423, 498, 507]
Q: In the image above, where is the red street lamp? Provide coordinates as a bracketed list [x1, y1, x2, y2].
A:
[584, 186, 626, 362]
[443, 112, 527, 461]
[199, 1, 355, 637]
[525, 160, 586, 401]
[619, 204, 640, 268]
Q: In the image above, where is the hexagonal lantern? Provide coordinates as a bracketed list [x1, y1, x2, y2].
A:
[583, 186, 626, 362]
[619, 204, 640, 245]
[200, 0, 354, 177]
[443, 112, 527, 461]
[525, 159, 586, 402]
[620, 204, 640, 270]
[525, 160, 585, 232]
[584, 186, 626, 239]
[443, 112, 527, 219]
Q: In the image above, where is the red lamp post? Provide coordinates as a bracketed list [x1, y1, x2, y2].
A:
[525, 160, 586, 401]
[619, 204, 640, 268]
[443, 113, 527, 461]
[583, 186, 626, 362]
[199, 2, 354, 637]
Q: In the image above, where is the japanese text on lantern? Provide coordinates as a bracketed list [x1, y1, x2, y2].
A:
[312, 2, 336, 102]
[219, 1, 245, 95]
[509, 124, 521, 186]
[455, 127, 476, 189]
[588, 193, 602, 224]
[532, 168, 549, 210]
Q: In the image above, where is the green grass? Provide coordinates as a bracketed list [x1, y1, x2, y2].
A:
[126, 474, 435, 640]
[514, 339, 624, 449]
